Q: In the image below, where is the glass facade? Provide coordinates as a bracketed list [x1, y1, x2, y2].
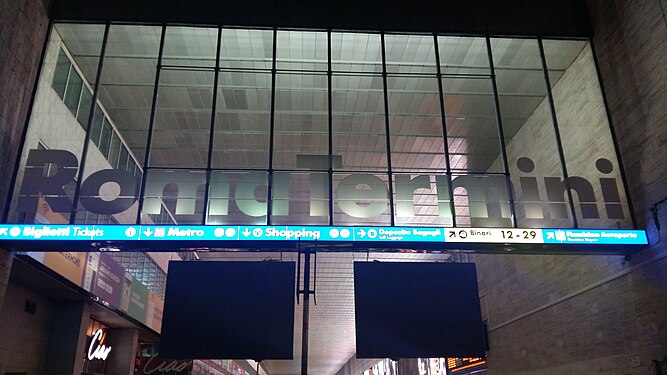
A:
[7, 23, 632, 229]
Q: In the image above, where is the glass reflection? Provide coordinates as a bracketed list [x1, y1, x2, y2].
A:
[212, 71, 271, 169]
[150, 69, 214, 168]
[332, 74, 386, 172]
[443, 77, 503, 173]
[220, 28, 273, 70]
[273, 73, 328, 169]
[206, 171, 268, 225]
[334, 173, 391, 225]
[387, 76, 444, 173]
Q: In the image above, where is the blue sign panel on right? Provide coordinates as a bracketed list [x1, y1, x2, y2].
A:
[542, 229, 648, 245]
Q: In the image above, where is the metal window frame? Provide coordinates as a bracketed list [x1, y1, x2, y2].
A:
[3, 21, 638, 231]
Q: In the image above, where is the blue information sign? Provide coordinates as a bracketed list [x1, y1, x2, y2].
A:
[542, 229, 648, 245]
[0, 224, 648, 246]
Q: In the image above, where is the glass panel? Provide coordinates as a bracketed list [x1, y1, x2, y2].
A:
[206, 171, 268, 225]
[273, 73, 328, 169]
[76, 87, 93, 128]
[334, 173, 391, 225]
[443, 77, 503, 173]
[118, 145, 130, 171]
[142, 169, 207, 225]
[52, 48, 71, 98]
[271, 172, 329, 225]
[219, 28, 273, 70]
[64, 69, 83, 114]
[99, 118, 112, 158]
[9, 23, 105, 224]
[55, 24, 106, 84]
[276, 30, 328, 71]
[438, 36, 490, 76]
[212, 71, 271, 168]
[393, 173, 452, 226]
[150, 69, 214, 168]
[90, 104, 104, 147]
[384, 34, 436, 74]
[94, 25, 161, 169]
[387, 76, 445, 172]
[331, 32, 382, 73]
[108, 131, 121, 167]
[163, 26, 217, 67]
[491, 37, 573, 228]
[332, 74, 386, 172]
[451, 174, 512, 227]
[543, 40, 631, 228]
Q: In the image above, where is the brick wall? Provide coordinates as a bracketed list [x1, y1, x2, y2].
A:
[479, 0, 667, 374]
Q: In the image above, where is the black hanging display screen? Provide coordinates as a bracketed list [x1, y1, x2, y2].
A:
[160, 261, 295, 360]
[354, 262, 486, 359]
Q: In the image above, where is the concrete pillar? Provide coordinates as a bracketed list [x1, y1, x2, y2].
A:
[43, 301, 90, 374]
[106, 328, 139, 375]
[0, 249, 13, 312]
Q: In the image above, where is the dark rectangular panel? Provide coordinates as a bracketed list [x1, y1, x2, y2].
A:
[160, 261, 296, 360]
[354, 262, 485, 359]
[49, 0, 592, 37]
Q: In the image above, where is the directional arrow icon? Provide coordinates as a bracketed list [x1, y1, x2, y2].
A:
[448, 230, 456, 238]
[357, 229, 366, 238]
[242, 228, 251, 237]
[143, 228, 153, 237]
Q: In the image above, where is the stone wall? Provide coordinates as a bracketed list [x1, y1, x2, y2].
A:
[0, 283, 52, 374]
[0, 0, 50, 318]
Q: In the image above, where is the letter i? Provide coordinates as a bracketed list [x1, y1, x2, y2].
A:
[596, 159, 624, 219]
[517, 158, 543, 219]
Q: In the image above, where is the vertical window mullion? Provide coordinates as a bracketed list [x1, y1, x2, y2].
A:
[380, 32, 396, 226]
[202, 26, 223, 225]
[327, 30, 334, 226]
[486, 36, 518, 228]
[267, 28, 278, 225]
[62, 63, 73, 102]
[69, 23, 111, 224]
[537, 37, 578, 228]
[433, 34, 457, 227]
[135, 24, 167, 225]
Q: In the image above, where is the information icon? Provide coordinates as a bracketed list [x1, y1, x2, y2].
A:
[124, 227, 137, 237]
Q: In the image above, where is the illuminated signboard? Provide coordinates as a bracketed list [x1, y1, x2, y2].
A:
[88, 329, 111, 361]
[0, 224, 648, 246]
[447, 357, 486, 373]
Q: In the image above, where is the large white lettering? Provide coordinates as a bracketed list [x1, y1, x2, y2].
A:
[18, 149, 625, 222]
